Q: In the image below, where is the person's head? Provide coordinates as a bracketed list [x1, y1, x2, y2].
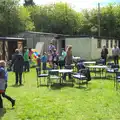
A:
[43, 52, 47, 55]
[15, 49, 19, 54]
[50, 42, 53, 45]
[0, 60, 6, 68]
[103, 45, 106, 49]
[53, 49, 56, 53]
[38, 54, 40, 57]
[29, 48, 31, 51]
[68, 45, 72, 51]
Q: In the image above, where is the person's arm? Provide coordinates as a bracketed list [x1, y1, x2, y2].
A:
[21, 55, 24, 66]
[4, 70, 8, 82]
[10, 54, 16, 68]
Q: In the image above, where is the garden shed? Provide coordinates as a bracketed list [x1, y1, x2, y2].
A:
[0, 37, 26, 60]
[14, 31, 65, 55]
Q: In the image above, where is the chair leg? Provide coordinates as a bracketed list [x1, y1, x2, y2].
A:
[40, 78, 41, 86]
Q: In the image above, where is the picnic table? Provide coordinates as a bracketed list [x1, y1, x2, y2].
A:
[83, 61, 96, 66]
[49, 69, 73, 84]
[87, 65, 107, 78]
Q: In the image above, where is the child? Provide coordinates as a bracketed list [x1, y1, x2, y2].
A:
[0, 60, 15, 108]
[52, 49, 59, 66]
[37, 54, 41, 68]
[41, 52, 48, 73]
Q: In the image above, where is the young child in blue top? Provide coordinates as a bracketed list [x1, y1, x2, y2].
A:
[0, 60, 15, 108]
[41, 52, 48, 73]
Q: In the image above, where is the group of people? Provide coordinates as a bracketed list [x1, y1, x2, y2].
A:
[101, 44, 120, 65]
[38, 42, 73, 73]
[0, 42, 73, 109]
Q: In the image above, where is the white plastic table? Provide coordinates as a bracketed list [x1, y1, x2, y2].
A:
[49, 69, 73, 84]
[87, 65, 108, 78]
[88, 65, 107, 69]
[83, 61, 96, 65]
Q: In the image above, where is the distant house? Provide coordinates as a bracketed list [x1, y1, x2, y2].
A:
[65, 36, 119, 60]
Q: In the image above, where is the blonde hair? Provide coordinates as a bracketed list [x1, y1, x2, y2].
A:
[0, 60, 6, 67]
[67, 45, 72, 51]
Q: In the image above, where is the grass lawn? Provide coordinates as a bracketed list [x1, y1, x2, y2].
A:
[1, 68, 120, 120]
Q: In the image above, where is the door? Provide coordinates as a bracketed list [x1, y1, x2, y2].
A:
[8, 41, 17, 60]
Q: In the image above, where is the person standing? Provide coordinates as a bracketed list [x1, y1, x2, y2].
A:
[101, 45, 108, 65]
[0, 60, 15, 108]
[63, 45, 73, 80]
[65, 45, 73, 65]
[52, 49, 59, 66]
[59, 48, 66, 69]
[48, 42, 56, 53]
[37, 54, 41, 68]
[112, 45, 120, 65]
[11, 49, 24, 85]
[23, 47, 30, 72]
[41, 52, 48, 73]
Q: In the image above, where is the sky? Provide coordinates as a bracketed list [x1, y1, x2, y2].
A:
[20, 0, 120, 11]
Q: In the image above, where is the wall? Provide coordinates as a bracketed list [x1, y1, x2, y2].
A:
[91, 38, 118, 60]
[65, 37, 91, 60]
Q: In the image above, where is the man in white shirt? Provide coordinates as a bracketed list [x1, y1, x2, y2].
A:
[112, 45, 120, 65]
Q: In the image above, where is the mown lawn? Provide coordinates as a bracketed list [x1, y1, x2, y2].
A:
[1, 68, 120, 120]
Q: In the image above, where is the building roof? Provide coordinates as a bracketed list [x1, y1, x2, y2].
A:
[65, 35, 90, 38]
[0, 37, 25, 41]
[26, 31, 64, 36]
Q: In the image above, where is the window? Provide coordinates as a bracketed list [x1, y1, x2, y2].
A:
[106, 40, 109, 48]
[110, 40, 113, 48]
[97, 39, 101, 48]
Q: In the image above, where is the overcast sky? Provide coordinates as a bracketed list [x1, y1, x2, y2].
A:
[20, 0, 120, 11]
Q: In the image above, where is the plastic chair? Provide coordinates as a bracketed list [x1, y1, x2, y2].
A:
[36, 67, 48, 87]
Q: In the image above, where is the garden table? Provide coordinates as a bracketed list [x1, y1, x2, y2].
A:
[87, 65, 107, 78]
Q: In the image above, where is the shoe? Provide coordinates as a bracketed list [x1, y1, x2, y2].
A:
[12, 100, 15, 107]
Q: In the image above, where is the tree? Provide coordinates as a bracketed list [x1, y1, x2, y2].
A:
[0, 0, 35, 36]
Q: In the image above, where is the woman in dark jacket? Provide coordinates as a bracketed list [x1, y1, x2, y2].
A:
[11, 49, 24, 85]
[101, 45, 108, 65]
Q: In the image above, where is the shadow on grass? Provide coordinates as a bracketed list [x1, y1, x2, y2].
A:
[74, 82, 91, 91]
[0, 108, 6, 120]
[10, 84, 24, 88]
[50, 83, 74, 90]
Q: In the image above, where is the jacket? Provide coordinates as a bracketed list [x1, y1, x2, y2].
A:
[11, 53, 24, 72]
[0, 67, 7, 91]
[101, 48, 108, 58]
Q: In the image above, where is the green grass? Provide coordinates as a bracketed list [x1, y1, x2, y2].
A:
[1, 69, 120, 120]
